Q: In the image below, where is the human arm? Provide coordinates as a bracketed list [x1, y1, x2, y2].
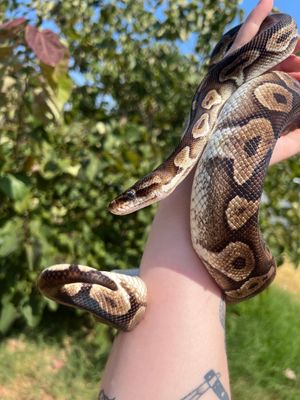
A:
[100, 170, 228, 400]
[100, 2, 300, 399]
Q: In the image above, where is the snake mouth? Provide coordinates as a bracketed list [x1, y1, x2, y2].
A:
[107, 198, 126, 215]
[108, 181, 163, 215]
[108, 194, 154, 215]
[108, 190, 137, 215]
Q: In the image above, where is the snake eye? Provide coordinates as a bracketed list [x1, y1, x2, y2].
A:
[126, 189, 136, 200]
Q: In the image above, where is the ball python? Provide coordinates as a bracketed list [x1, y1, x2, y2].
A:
[38, 13, 300, 331]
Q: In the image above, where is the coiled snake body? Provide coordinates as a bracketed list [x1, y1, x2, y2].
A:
[38, 14, 300, 330]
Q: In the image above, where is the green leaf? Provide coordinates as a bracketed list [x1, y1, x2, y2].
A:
[40, 54, 73, 115]
[21, 304, 40, 328]
[25, 243, 34, 270]
[0, 219, 23, 257]
[0, 174, 29, 201]
[96, 122, 106, 135]
[0, 298, 19, 334]
[84, 155, 99, 182]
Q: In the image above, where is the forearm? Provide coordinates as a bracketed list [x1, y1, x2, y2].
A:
[100, 175, 229, 400]
[100, 109, 299, 400]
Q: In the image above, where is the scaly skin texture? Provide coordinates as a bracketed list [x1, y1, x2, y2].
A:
[191, 71, 300, 302]
[38, 13, 300, 330]
[38, 264, 147, 331]
[108, 14, 297, 216]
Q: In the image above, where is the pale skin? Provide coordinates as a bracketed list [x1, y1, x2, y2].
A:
[100, 1, 300, 399]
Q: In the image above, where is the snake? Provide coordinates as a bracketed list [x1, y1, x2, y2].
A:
[38, 13, 300, 331]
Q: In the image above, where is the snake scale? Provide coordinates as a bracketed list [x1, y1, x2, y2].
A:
[38, 13, 300, 331]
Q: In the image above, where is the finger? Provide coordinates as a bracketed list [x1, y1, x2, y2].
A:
[276, 54, 300, 72]
[270, 130, 300, 165]
[294, 37, 300, 53]
[229, 0, 273, 54]
[286, 72, 300, 81]
[289, 72, 300, 82]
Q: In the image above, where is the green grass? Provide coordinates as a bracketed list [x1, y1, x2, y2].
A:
[0, 320, 113, 400]
[227, 287, 300, 400]
[0, 337, 96, 399]
[0, 287, 299, 399]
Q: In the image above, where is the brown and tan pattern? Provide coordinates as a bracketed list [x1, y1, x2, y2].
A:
[38, 264, 147, 331]
[225, 196, 260, 231]
[201, 89, 222, 109]
[213, 118, 275, 185]
[192, 113, 210, 138]
[254, 82, 293, 112]
[266, 23, 296, 52]
[219, 50, 261, 85]
[190, 71, 300, 302]
[38, 13, 300, 330]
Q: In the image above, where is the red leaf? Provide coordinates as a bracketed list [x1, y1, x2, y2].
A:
[25, 26, 67, 67]
[0, 18, 26, 39]
[0, 18, 26, 31]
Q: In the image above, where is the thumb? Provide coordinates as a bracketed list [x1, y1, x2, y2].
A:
[229, 0, 273, 54]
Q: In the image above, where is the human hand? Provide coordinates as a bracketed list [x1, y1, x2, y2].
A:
[230, 0, 300, 165]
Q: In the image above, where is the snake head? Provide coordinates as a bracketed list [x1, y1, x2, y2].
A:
[108, 175, 163, 215]
[108, 189, 139, 215]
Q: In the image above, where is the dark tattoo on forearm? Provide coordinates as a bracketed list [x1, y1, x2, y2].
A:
[181, 369, 230, 399]
[219, 297, 226, 330]
[98, 370, 229, 400]
[98, 390, 115, 400]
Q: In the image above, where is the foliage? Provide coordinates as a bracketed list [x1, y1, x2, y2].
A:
[0, 0, 298, 335]
[261, 158, 300, 266]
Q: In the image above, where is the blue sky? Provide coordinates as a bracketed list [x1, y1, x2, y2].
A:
[176, 0, 300, 55]
[7, 1, 300, 37]
[10, 1, 298, 85]
[242, 0, 300, 26]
